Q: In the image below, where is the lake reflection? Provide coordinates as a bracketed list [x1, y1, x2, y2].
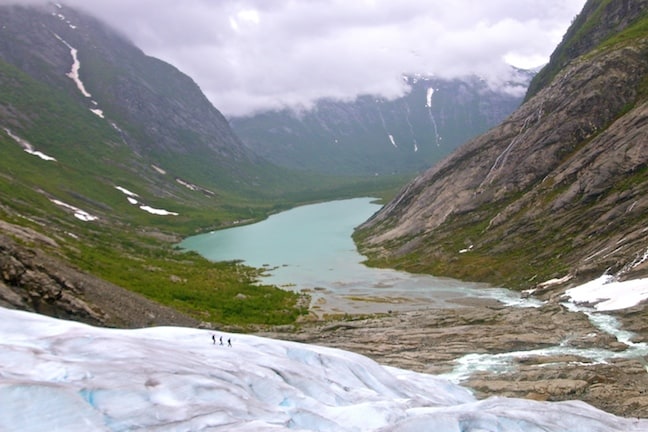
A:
[180, 198, 537, 315]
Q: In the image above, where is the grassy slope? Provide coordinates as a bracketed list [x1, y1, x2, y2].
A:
[1, 58, 410, 327]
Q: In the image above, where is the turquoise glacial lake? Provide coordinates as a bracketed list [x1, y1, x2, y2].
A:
[180, 197, 535, 315]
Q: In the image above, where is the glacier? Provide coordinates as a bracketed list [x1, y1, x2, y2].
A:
[1, 306, 646, 431]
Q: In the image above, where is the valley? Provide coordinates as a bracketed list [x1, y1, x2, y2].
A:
[1, 0, 648, 429]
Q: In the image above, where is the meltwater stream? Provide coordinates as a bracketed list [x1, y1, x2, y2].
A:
[442, 302, 648, 383]
[180, 197, 647, 381]
[180, 197, 539, 315]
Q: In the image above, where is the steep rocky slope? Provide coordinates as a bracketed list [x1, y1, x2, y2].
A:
[356, 0, 648, 289]
[0, 226, 198, 328]
[0, 4, 252, 167]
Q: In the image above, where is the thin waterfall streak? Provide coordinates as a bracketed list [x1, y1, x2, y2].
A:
[427, 108, 441, 147]
[404, 103, 419, 152]
[480, 104, 544, 187]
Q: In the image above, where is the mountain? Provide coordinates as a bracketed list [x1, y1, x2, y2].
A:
[355, 0, 648, 290]
[0, 3, 268, 196]
[0, 3, 321, 327]
[0, 2, 306, 235]
[3, 306, 647, 431]
[230, 74, 529, 176]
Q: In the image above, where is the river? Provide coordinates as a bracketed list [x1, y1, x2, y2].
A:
[179, 197, 539, 316]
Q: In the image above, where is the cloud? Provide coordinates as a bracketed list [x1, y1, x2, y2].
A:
[57, 0, 585, 117]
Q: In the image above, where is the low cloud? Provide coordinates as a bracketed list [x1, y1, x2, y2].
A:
[38, 0, 585, 116]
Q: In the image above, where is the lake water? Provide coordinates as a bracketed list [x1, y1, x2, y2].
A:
[180, 197, 537, 315]
[180, 198, 648, 383]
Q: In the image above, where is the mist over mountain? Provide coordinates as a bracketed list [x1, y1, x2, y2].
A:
[356, 0, 648, 290]
[231, 73, 530, 176]
[0, 3, 260, 191]
[0, 2, 316, 327]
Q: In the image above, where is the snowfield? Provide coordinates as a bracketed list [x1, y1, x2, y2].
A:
[1, 307, 646, 431]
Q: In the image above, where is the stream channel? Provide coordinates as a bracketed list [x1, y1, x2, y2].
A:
[180, 197, 648, 378]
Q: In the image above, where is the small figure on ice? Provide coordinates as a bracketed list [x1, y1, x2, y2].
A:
[228, 338, 232, 347]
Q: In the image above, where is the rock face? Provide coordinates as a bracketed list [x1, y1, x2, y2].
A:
[356, 0, 648, 288]
[231, 74, 528, 176]
[0, 223, 198, 329]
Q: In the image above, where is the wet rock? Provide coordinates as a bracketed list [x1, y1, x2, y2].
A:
[261, 298, 648, 418]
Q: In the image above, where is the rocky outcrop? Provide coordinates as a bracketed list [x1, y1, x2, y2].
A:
[528, 0, 648, 98]
[0, 222, 198, 329]
[262, 298, 648, 418]
[356, 0, 648, 288]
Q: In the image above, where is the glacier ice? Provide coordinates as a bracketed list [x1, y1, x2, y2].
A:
[0, 307, 646, 431]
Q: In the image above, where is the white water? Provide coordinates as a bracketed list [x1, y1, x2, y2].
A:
[443, 277, 648, 382]
[181, 198, 648, 385]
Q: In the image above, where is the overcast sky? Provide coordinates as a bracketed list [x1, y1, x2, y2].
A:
[58, 0, 586, 117]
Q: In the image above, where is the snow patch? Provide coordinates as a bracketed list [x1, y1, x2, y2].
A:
[54, 34, 106, 119]
[114, 186, 138, 197]
[139, 205, 179, 216]
[89, 108, 104, 118]
[564, 275, 648, 311]
[388, 134, 397, 148]
[151, 165, 167, 175]
[425, 87, 434, 108]
[50, 199, 98, 221]
[4, 128, 57, 161]
[54, 34, 92, 98]
[458, 245, 473, 254]
[424, 88, 441, 146]
[176, 178, 197, 191]
[539, 274, 573, 287]
[24, 149, 56, 161]
[115, 186, 179, 216]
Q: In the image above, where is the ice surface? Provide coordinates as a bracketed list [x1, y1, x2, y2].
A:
[0, 307, 646, 431]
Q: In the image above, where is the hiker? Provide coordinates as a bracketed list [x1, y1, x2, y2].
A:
[219, 336, 223, 346]
[228, 338, 232, 347]
[212, 334, 216, 344]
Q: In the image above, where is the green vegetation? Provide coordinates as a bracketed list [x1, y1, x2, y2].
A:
[595, 11, 648, 52]
[71, 240, 308, 327]
[0, 56, 411, 328]
[527, 0, 648, 100]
